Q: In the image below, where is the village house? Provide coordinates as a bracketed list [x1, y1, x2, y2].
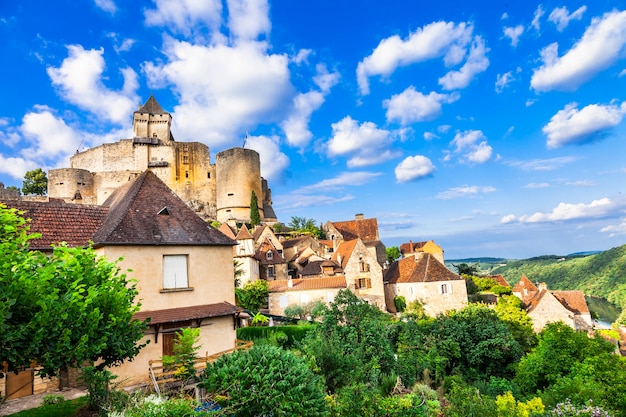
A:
[1, 171, 238, 397]
[400, 240, 444, 263]
[512, 275, 592, 332]
[383, 253, 468, 316]
[324, 214, 387, 266]
[267, 276, 347, 317]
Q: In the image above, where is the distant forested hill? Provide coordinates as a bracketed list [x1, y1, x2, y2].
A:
[491, 244, 626, 308]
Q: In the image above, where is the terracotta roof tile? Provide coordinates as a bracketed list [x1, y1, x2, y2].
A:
[552, 291, 590, 314]
[218, 223, 236, 239]
[399, 241, 426, 255]
[268, 276, 347, 292]
[332, 239, 358, 269]
[332, 218, 379, 241]
[235, 224, 254, 240]
[133, 302, 237, 324]
[512, 275, 538, 295]
[385, 254, 462, 284]
[490, 274, 510, 287]
[1, 200, 108, 250]
[252, 225, 266, 241]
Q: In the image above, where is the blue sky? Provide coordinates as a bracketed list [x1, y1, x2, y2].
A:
[1, 0, 626, 259]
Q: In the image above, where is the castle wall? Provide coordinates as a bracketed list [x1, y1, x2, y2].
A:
[48, 168, 97, 204]
[216, 148, 264, 224]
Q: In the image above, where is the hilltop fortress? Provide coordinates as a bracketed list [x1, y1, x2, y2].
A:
[48, 96, 276, 224]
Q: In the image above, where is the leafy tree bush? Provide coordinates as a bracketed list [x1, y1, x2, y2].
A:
[22, 167, 47, 195]
[495, 391, 544, 417]
[491, 284, 512, 295]
[393, 295, 407, 312]
[201, 344, 328, 416]
[443, 377, 497, 417]
[123, 395, 201, 417]
[494, 295, 537, 352]
[237, 324, 313, 348]
[300, 290, 396, 393]
[288, 216, 325, 238]
[235, 279, 268, 312]
[386, 246, 401, 264]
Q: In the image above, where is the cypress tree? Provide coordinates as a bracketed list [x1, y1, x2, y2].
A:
[250, 190, 261, 226]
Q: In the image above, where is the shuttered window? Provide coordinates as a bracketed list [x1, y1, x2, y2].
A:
[163, 255, 188, 289]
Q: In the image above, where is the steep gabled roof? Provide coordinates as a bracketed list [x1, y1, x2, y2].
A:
[491, 274, 510, 287]
[281, 235, 311, 249]
[385, 254, 463, 284]
[218, 223, 237, 239]
[552, 291, 590, 314]
[252, 225, 267, 241]
[331, 218, 379, 241]
[300, 259, 341, 277]
[136, 95, 168, 115]
[512, 275, 538, 294]
[268, 276, 347, 292]
[94, 171, 235, 246]
[2, 200, 108, 251]
[332, 239, 359, 269]
[235, 224, 253, 240]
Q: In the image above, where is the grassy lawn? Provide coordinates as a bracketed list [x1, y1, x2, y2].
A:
[6, 397, 94, 417]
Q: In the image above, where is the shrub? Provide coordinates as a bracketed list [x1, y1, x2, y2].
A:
[546, 399, 612, 417]
[237, 324, 313, 348]
[394, 296, 407, 312]
[41, 394, 65, 406]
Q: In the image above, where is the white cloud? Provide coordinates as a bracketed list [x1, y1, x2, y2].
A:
[94, 0, 116, 14]
[600, 219, 626, 236]
[501, 12, 509, 20]
[356, 20, 473, 95]
[503, 25, 524, 47]
[144, 0, 223, 39]
[47, 45, 139, 124]
[292, 49, 312, 65]
[531, 5, 545, 31]
[531, 10, 626, 92]
[274, 193, 354, 210]
[438, 36, 489, 90]
[543, 102, 625, 148]
[281, 63, 340, 148]
[436, 185, 496, 199]
[548, 6, 587, 31]
[21, 109, 82, 160]
[298, 171, 383, 192]
[519, 198, 617, 223]
[567, 180, 596, 187]
[450, 130, 493, 164]
[423, 132, 438, 140]
[395, 155, 435, 182]
[327, 116, 399, 167]
[524, 182, 550, 189]
[243, 135, 289, 182]
[507, 156, 577, 171]
[0, 154, 38, 179]
[226, 0, 270, 42]
[501, 214, 517, 224]
[525, 99, 537, 107]
[495, 71, 514, 93]
[383, 87, 459, 125]
[145, 39, 292, 148]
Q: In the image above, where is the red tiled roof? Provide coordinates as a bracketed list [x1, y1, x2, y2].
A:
[133, 302, 237, 324]
[399, 241, 426, 255]
[490, 274, 510, 287]
[218, 223, 236, 239]
[268, 276, 347, 292]
[235, 224, 253, 240]
[385, 254, 463, 284]
[512, 275, 538, 294]
[552, 291, 590, 314]
[332, 239, 358, 269]
[332, 218, 379, 241]
[2, 200, 108, 251]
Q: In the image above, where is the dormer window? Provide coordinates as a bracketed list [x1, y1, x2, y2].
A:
[266, 251, 273, 260]
[158, 207, 170, 215]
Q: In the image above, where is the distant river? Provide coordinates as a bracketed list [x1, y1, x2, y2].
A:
[586, 296, 621, 328]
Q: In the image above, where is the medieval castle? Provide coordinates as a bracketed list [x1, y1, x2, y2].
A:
[46, 96, 276, 224]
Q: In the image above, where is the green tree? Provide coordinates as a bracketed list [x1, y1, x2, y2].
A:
[235, 279, 269, 312]
[22, 168, 48, 195]
[453, 262, 480, 276]
[494, 295, 537, 352]
[515, 321, 614, 396]
[250, 190, 261, 226]
[6, 185, 21, 194]
[301, 290, 396, 393]
[288, 216, 325, 238]
[202, 344, 328, 416]
[0, 204, 147, 378]
[386, 246, 401, 264]
[162, 327, 201, 383]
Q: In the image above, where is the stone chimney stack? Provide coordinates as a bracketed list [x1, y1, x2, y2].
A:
[355, 213, 364, 220]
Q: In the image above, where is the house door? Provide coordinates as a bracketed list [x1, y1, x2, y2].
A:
[161, 321, 191, 357]
[6, 369, 34, 399]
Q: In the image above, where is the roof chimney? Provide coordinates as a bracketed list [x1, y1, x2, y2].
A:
[355, 213, 364, 220]
[287, 278, 293, 288]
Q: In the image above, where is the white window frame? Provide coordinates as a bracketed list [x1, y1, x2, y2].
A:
[163, 255, 189, 289]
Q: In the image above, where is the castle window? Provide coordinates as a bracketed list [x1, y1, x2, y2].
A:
[153, 133, 157, 138]
[207, 172, 211, 179]
[185, 171, 189, 178]
[228, 193, 234, 197]
[183, 155, 189, 164]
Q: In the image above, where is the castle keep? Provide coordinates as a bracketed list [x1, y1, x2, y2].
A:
[48, 96, 276, 224]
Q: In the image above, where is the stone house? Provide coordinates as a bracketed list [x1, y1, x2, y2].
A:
[331, 238, 386, 310]
[512, 276, 592, 332]
[255, 238, 288, 281]
[399, 240, 444, 264]
[324, 214, 386, 266]
[383, 254, 468, 316]
[267, 276, 347, 317]
[1, 171, 238, 396]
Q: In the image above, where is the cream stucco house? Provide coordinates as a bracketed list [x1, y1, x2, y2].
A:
[2, 171, 238, 394]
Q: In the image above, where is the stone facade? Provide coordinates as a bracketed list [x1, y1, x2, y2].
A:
[47, 96, 274, 223]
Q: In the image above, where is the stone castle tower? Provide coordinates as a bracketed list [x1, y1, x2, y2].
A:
[48, 96, 276, 224]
